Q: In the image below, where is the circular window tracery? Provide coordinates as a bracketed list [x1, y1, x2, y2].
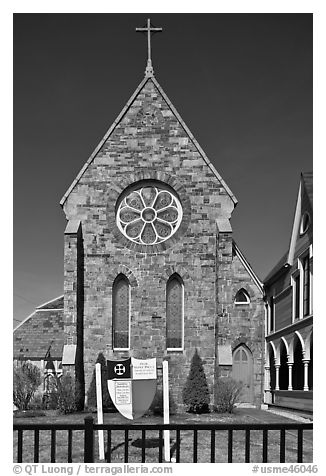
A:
[116, 184, 183, 245]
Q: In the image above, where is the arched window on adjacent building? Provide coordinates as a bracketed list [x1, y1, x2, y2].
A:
[234, 288, 250, 305]
[112, 274, 130, 350]
[166, 274, 184, 350]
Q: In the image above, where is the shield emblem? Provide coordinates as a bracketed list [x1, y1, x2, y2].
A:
[107, 357, 157, 420]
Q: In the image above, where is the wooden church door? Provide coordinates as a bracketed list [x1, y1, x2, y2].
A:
[232, 345, 253, 404]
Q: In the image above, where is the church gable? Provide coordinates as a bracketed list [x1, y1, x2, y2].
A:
[61, 76, 236, 217]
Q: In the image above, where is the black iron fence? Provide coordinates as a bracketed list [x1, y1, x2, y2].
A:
[13, 416, 313, 463]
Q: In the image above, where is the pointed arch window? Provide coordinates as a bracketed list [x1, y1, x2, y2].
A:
[234, 288, 250, 305]
[166, 274, 184, 350]
[112, 274, 130, 350]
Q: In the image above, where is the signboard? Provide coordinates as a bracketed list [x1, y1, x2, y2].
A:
[132, 357, 157, 380]
[107, 357, 157, 420]
[62, 344, 76, 365]
[115, 380, 132, 405]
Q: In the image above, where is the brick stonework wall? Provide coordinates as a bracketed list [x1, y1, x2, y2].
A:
[62, 77, 264, 410]
[216, 235, 264, 406]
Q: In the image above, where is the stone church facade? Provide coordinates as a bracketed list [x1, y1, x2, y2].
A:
[58, 66, 265, 410]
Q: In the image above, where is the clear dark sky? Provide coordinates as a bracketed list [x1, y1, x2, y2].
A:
[13, 13, 312, 325]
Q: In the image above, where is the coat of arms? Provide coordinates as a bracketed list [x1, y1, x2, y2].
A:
[107, 357, 157, 420]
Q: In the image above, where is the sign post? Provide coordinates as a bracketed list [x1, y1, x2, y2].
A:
[95, 363, 105, 460]
[163, 360, 170, 462]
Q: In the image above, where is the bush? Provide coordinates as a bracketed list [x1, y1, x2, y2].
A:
[182, 349, 210, 414]
[29, 393, 44, 410]
[42, 380, 60, 410]
[55, 373, 77, 414]
[13, 362, 42, 410]
[214, 377, 243, 413]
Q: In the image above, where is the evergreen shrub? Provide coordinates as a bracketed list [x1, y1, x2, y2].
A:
[182, 349, 210, 413]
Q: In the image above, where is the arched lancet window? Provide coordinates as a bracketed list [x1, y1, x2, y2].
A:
[234, 288, 250, 305]
[112, 274, 130, 350]
[166, 274, 184, 350]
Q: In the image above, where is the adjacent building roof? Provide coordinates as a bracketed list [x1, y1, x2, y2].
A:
[13, 296, 64, 360]
[263, 251, 289, 285]
[264, 172, 312, 284]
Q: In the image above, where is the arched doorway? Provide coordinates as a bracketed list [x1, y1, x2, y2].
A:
[232, 345, 253, 403]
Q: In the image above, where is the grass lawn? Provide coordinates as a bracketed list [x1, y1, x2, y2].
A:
[13, 408, 313, 463]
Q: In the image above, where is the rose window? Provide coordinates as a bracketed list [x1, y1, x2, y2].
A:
[116, 185, 183, 245]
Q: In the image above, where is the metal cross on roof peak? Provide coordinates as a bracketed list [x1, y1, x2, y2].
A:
[136, 18, 162, 76]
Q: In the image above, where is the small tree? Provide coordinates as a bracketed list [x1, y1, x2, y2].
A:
[182, 349, 210, 413]
[13, 362, 42, 410]
[214, 377, 243, 413]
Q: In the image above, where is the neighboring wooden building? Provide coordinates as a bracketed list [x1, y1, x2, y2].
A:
[264, 172, 313, 413]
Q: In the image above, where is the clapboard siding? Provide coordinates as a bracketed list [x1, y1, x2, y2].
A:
[294, 232, 311, 262]
[275, 287, 292, 331]
[273, 391, 313, 412]
[270, 273, 291, 297]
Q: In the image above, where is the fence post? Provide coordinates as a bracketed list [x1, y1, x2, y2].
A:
[84, 415, 94, 463]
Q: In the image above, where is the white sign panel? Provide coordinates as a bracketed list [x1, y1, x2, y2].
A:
[115, 380, 132, 405]
[131, 357, 157, 380]
[62, 344, 76, 365]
